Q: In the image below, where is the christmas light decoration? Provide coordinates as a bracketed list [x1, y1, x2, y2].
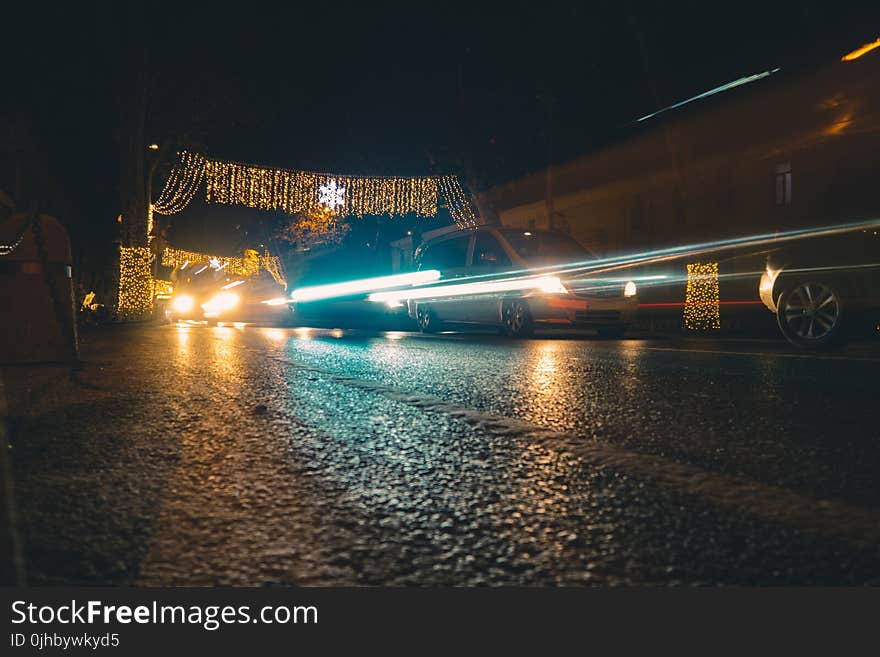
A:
[152, 151, 207, 215]
[153, 278, 174, 299]
[160, 246, 282, 280]
[151, 152, 477, 226]
[117, 246, 154, 317]
[204, 158, 441, 219]
[318, 179, 346, 210]
[437, 175, 477, 227]
[684, 262, 721, 330]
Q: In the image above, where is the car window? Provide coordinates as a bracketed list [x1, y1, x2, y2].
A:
[472, 232, 512, 268]
[418, 235, 471, 271]
[499, 229, 590, 263]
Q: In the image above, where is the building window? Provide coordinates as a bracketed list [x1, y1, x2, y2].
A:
[775, 163, 792, 206]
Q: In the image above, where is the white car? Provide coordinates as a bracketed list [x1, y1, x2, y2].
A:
[407, 226, 637, 337]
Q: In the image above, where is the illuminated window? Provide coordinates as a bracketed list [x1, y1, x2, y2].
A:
[775, 163, 792, 206]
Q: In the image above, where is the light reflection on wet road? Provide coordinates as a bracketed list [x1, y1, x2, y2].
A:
[7, 324, 880, 585]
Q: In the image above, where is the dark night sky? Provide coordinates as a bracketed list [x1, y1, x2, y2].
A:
[3, 1, 879, 263]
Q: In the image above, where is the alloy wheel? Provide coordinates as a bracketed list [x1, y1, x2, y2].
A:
[781, 282, 840, 341]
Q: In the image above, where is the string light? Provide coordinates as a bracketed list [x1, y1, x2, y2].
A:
[117, 246, 154, 317]
[160, 246, 283, 282]
[437, 175, 477, 227]
[204, 159, 441, 219]
[153, 151, 206, 215]
[684, 262, 721, 330]
[153, 278, 174, 299]
[151, 152, 477, 226]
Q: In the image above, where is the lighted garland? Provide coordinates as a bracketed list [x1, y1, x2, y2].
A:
[151, 152, 477, 226]
[153, 278, 174, 298]
[160, 246, 282, 281]
[684, 262, 721, 330]
[117, 246, 154, 317]
[437, 175, 477, 227]
[153, 151, 206, 215]
[204, 159, 440, 218]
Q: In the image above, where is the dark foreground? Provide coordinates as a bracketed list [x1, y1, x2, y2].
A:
[3, 323, 879, 585]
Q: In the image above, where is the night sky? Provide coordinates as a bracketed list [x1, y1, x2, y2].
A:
[3, 2, 879, 267]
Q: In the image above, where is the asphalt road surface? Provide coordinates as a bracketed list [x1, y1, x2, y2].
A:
[3, 323, 879, 585]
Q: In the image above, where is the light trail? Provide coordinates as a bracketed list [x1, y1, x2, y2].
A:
[374, 218, 880, 299]
[290, 270, 441, 303]
[636, 68, 780, 123]
[369, 275, 567, 305]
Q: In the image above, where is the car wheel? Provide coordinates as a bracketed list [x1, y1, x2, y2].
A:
[501, 298, 534, 337]
[597, 325, 627, 339]
[416, 305, 440, 333]
[776, 280, 844, 349]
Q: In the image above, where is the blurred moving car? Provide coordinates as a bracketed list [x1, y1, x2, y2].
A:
[759, 229, 880, 348]
[165, 265, 292, 325]
[407, 226, 638, 337]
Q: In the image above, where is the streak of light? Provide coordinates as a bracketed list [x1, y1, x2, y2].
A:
[376, 219, 880, 298]
[636, 68, 780, 122]
[221, 280, 245, 290]
[841, 37, 880, 61]
[369, 275, 567, 305]
[290, 270, 441, 303]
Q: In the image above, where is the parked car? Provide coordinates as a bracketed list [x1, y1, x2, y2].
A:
[407, 226, 638, 337]
[759, 228, 880, 348]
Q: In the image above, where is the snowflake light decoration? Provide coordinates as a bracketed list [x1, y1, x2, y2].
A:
[209, 257, 223, 270]
[318, 179, 346, 211]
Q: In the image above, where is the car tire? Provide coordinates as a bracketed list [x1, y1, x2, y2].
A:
[776, 280, 845, 349]
[501, 298, 534, 337]
[416, 305, 441, 333]
[597, 325, 627, 339]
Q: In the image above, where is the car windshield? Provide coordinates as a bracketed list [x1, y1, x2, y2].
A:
[499, 229, 591, 263]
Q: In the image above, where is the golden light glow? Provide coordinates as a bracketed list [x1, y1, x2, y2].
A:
[152, 151, 206, 216]
[161, 246, 282, 281]
[263, 328, 286, 342]
[151, 151, 477, 227]
[153, 278, 174, 298]
[171, 294, 195, 313]
[117, 246, 153, 317]
[684, 262, 720, 330]
[205, 159, 439, 219]
[202, 291, 240, 315]
[841, 37, 880, 61]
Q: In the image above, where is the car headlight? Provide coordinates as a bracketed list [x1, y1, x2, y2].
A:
[171, 294, 194, 313]
[624, 281, 637, 297]
[202, 291, 240, 315]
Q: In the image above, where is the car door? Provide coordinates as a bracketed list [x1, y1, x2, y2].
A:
[416, 233, 473, 321]
[463, 230, 515, 323]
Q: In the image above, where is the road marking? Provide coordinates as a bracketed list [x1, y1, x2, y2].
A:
[640, 346, 880, 362]
[261, 349, 880, 550]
